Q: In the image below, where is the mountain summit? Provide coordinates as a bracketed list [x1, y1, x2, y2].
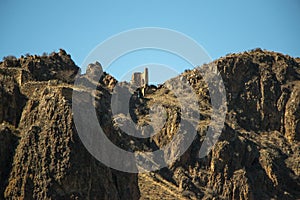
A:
[0, 49, 299, 199]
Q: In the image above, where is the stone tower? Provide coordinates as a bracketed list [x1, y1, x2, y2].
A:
[131, 68, 149, 87]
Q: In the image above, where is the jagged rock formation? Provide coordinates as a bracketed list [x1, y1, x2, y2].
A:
[0, 51, 140, 199]
[0, 49, 299, 199]
[86, 61, 103, 82]
[137, 49, 300, 199]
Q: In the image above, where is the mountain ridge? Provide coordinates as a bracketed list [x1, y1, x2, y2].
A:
[0, 48, 299, 199]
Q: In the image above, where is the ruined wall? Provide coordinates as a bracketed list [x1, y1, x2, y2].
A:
[131, 68, 148, 87]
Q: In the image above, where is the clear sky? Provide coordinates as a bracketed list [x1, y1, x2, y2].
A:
[1, 0, 299, 83]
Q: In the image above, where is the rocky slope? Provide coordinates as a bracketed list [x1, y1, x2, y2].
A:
[136, 49, 300, 199]
[0, 49, 299, 199]
[0, 50, 139, 200]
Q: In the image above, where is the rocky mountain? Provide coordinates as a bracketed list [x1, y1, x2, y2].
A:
[0, 48, 299, 199]
[0, 50, 139, 200]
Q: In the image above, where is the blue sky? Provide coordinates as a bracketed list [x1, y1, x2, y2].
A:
[1, 0, 299, 83]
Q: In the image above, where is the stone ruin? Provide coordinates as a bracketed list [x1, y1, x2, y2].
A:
[131, 68, 148, 87]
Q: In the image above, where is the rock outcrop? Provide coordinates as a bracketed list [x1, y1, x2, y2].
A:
[0, 51, 140, 200]
[137, 49, 300, 199]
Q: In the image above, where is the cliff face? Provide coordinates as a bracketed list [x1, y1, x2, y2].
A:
[0, 51, 140, 200]
[0, 49, 299, 199]
[137, 49, 300, 199]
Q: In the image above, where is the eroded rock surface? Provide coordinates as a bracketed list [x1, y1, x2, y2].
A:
[0, 49, 299, 199]
[0, 51, 139, 200]
[138, 49, 300, 200]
